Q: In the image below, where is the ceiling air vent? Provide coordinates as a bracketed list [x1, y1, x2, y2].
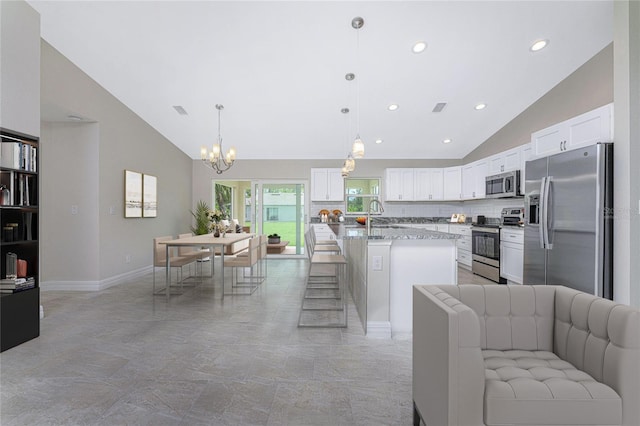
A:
[432, 102, 447, 113]
[172, 105, 188, 115]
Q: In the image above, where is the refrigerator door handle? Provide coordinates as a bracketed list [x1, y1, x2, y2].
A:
[543, 176, 553, 250]
[539, 177, 547, 249]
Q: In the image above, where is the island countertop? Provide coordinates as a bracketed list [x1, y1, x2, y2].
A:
[327, 223, 461, 240]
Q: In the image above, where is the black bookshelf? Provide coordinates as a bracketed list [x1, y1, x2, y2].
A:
[1, 128, 40, 352]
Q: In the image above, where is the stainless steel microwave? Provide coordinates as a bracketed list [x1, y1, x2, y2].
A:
[485, 170, 522, 198]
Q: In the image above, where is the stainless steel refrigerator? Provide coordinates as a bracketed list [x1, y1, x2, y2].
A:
[524, 143, 613, 299]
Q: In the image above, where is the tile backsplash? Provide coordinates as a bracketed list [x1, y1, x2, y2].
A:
[311, 198, 524, 221]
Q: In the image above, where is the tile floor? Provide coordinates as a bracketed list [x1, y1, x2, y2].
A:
[1, 260, 490, 425]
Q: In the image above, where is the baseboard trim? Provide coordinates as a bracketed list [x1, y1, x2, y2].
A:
[366, 321, 392, 339]
[41, 265, 153, 291]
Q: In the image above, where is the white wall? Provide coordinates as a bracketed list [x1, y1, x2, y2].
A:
[0, 0, 40, 137]
[613, 1, 640, 307]
[40, 41, 194, 290]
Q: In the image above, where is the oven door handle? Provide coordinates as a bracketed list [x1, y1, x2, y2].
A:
[539, 177, 546, 249]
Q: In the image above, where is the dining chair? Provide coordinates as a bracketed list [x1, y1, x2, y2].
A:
[223, 235, 261, 295]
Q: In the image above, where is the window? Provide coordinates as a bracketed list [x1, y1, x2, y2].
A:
[214, 183, 233, 218]
[266, 207, 279, 221]
[345, 178, 382, 214]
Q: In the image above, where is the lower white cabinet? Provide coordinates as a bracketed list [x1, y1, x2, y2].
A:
[500, 227, 524, 284]
[448, 225, 472, 269]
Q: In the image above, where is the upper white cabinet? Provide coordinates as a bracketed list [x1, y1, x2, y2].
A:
[488, 147, 521, 175]
[531, 103, 613, 159]
[461, 159, 488, 199]
[414, 168, 444, 201]
[0, 1, 40, 136]
[386, 168, 445, 201]
[443, 166, 462, 200]
[311, 168, 344, 201]
[385, 168, 415, 201]
[520, 144, 533, 194]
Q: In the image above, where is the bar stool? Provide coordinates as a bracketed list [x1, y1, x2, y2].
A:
[298, 232, 348, 328]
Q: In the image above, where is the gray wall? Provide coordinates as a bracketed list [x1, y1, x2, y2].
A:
[40, 41, 193, 289]
[464, 44, 614, 163]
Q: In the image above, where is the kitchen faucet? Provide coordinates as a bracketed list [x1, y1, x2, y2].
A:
[367, 198, 384, 234]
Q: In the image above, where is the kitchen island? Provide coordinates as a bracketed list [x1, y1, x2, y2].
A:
[328, 224, 460, 338]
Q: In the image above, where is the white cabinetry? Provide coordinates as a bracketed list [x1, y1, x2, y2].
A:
[311, 224, 342, 251]
[462, 159, 488, 199]
[449, 225, 472, 269]
[311, 168, 344, 201]
[500, 227, 524, 284]
[443, 166, 462, 200]
[531, 103, 613, 159]
[385, 168, 415, 201]
[520, 144, 533, 194]
[488, 147, 521, 174]
[0, 1, 41, 136]
[414, 168, 444, 201]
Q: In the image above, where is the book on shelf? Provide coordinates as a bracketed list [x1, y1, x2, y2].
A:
[0, 277, 36, 293]
[0, 141, 37, 172]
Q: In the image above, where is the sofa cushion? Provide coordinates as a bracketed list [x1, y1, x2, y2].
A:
[439, 285, 555, 351]
[483, 349, 621, 425]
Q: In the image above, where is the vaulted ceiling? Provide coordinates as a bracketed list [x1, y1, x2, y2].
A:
[30, 1, 613, 160]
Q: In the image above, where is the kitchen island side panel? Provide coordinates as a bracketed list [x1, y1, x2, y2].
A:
[390, 239, 458, 335]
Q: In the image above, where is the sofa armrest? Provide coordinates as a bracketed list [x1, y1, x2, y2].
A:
[413, 285, 485, 426]
[554, 286, 640, 426]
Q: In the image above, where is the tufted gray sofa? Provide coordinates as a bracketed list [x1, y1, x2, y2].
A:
[413, 284, 640, 426]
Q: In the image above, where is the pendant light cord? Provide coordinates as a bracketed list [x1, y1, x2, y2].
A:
[356, 26, 361, 137]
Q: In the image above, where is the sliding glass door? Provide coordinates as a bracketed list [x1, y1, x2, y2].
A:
[211, 179, 308, 257]
[253, 181, 307, 256]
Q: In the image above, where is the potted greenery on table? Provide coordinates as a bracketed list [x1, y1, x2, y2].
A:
[268, 234, 281, 244]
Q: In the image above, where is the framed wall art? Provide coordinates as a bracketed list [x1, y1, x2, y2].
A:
[143, 174, 157, 217]
[124, 170, 143, 218]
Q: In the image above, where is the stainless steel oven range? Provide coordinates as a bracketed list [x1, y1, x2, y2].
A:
[471, 224, 506, 283]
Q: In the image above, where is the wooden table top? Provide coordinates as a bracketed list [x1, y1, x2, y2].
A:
[160, 233, 254, 246]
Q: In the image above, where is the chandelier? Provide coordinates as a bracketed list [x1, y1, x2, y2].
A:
[200, 104, 236, 174]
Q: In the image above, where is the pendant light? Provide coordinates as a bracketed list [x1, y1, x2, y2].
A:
[200, 104, 237, 174]
[351, 16, 365, 159]
[343, 75, 356, 174]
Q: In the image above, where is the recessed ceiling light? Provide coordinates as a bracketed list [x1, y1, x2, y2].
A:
[388, 104, 399, 111]
[475, 103, 487, 110]
[530, 39, 548, 52]
[375, 139, 383, 144]
[443, 139, 452, 144]
[412, 41, 427, 54]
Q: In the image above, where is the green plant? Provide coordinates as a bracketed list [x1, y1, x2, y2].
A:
[268, 233, 280, 238]
[190, 200, 211, 235]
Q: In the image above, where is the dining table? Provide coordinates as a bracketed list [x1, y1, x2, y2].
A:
[159, 232, 254, 300]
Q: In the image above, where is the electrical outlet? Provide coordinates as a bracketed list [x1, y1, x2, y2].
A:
[71, 205, 78, 215]
[372, 255, 383, 271]
[109, 206, 115, 215]
[125, 254, 131, 263]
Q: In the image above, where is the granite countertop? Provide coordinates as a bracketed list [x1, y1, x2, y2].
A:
[328, 224, 462, 240]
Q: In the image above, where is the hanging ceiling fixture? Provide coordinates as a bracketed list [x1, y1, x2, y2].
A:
[200, 104, 236, 174]
[351, 16, 365, 159]
[341, 106, 354, 177]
